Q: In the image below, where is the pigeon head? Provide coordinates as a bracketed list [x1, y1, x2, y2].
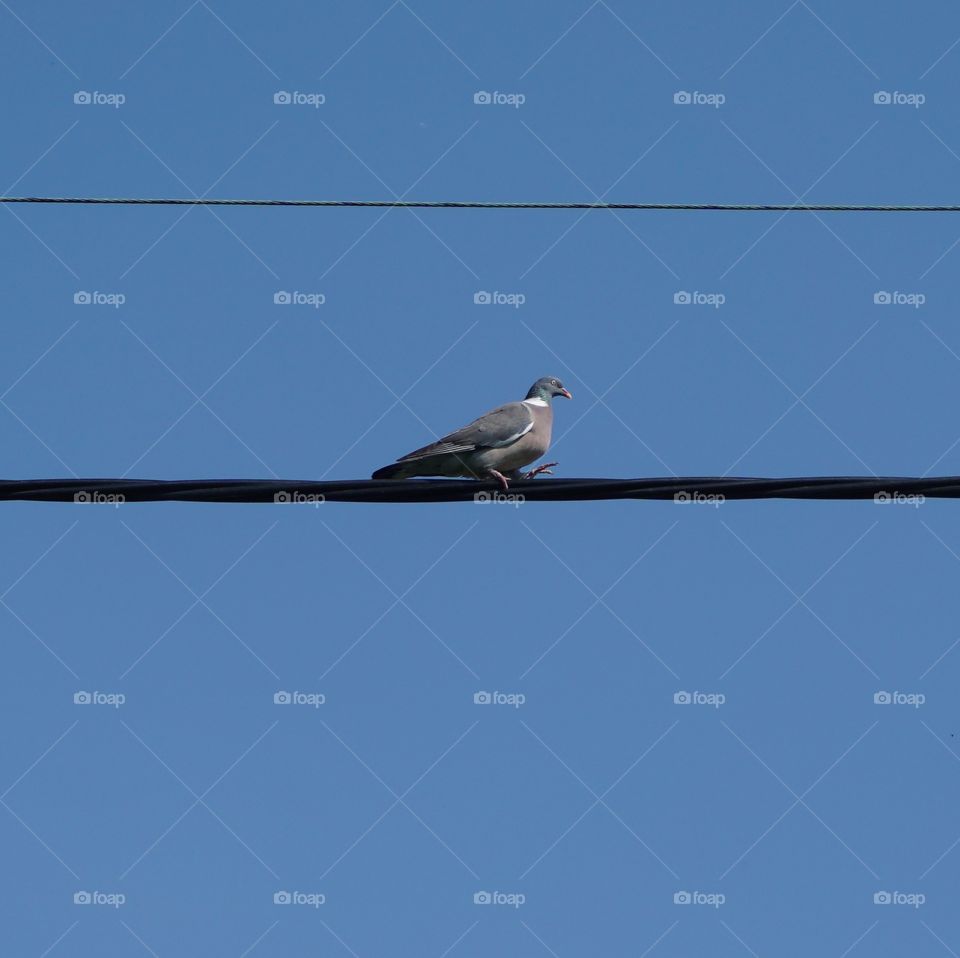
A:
[526, 376, 572, 402]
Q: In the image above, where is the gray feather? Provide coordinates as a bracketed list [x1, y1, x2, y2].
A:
[397, 402, 533, 462]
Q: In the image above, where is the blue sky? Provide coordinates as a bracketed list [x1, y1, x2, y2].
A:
[3, 1, 960, 955]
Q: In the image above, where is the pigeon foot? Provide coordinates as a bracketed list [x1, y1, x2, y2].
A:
[487, 470, 511, 492]
[524, 462, 558, 479]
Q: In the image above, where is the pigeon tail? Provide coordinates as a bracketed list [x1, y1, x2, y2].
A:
[371, 463, 409, 480]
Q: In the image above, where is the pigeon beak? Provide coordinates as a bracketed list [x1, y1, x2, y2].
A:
[559, 388, 572, 399]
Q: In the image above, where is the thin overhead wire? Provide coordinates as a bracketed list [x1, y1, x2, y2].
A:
[0, 476, 955, 504]
[2, 196, 960, 212]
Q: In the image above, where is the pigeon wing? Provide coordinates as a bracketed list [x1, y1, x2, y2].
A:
[397, 402, 534, 462]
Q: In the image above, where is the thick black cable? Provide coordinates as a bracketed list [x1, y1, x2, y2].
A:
[3, 197, 960, 212]
[0, 476, 956, 504]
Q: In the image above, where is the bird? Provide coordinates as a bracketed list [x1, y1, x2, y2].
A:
[371, 377, 572, 490]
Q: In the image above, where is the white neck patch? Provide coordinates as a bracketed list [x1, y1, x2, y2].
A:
[523, 397, 548, 407]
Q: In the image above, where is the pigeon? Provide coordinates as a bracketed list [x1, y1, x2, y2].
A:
[371, 377, 572, 490]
